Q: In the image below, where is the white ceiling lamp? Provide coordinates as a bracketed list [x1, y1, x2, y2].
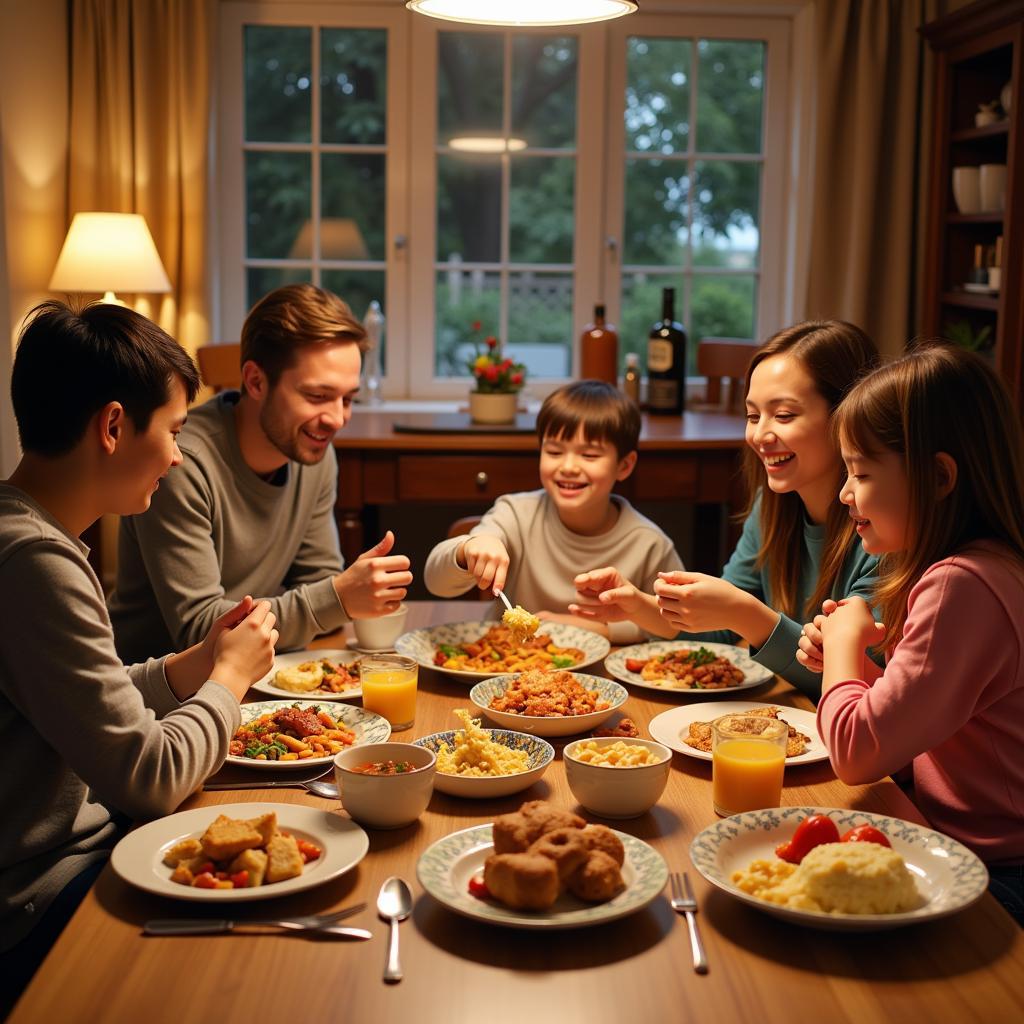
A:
[406, 0, 638, 28]
[448, 136, 529, 153]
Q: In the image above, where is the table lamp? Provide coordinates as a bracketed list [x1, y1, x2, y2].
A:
[49, 212, 172, 305]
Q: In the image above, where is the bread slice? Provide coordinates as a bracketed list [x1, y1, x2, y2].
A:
[245, 813, 277, 847]
[200, 814, 264, 861]
[264, 834, 303, 884]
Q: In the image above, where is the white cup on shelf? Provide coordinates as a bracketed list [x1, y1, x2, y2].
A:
[952, 166, 981, 214]
[979, 164, 1007, 212]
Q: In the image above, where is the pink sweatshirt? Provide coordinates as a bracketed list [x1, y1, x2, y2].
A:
[817, 542, 1024, 863]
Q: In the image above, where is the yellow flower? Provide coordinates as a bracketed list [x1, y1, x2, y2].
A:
[474, 354, 491, 370]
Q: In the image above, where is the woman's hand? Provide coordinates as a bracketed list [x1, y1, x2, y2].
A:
[796, 599, 839, 673]
[654, 571, 779, 647]
[569, 567, 672, 637]
[458, 535, 510, 594]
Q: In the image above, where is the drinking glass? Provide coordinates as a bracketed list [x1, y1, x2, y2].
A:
[360, 655, 418, 731]
[711, 714, 788, 817]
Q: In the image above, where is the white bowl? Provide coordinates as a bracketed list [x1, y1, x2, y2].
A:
[353, 603, 409, 651]
[469, 673, 627, 737]
[413, 729, 554, 798]
[333, 741, 435, 829]
[563, 737, 672, 819]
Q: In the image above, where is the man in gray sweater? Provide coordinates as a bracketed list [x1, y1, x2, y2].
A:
[0, 301, 278, 1010]
[109, 284, 412, 662]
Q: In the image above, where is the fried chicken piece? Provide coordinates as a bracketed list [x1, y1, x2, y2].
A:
[484, 853, 560, 910]
[567, 851, 625, 902]
[272, 707, 325, 738]
[492, 800, 585, 853]
[528, 828, 590, 882]
[579, 824, 625, 867]
[593, 717, 640, 739]
[684, 707, 809, 757]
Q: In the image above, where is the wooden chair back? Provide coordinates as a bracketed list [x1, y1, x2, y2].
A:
[197, 343, 242, 393]
[446, 516, 490, 600]
[696, 338, 757, 411]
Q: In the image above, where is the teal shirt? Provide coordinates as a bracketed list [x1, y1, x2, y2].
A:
[686, 496, 880, 701]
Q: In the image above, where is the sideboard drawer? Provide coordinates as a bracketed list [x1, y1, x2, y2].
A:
[397, 455, 540, 501]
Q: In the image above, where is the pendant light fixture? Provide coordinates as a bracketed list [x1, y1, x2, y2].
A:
[406, 1, 638, 28]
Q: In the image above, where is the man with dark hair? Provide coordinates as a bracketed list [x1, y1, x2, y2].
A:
[0, 301, 278, 1012]
[109, 284, 412, 662]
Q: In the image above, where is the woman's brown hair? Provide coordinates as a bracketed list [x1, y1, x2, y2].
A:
[835, 342, 1024, 650]
[742, 320, 879, 619]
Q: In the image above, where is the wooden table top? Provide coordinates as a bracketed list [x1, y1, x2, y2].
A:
[12, 601, 1024, 1024]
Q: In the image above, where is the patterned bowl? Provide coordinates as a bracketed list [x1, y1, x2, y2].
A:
[413, 728, 554, 798]
[689, 806, 990, 931]
[469, 673, 628, 737]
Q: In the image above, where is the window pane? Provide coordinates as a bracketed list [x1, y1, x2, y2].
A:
[511, 36, 577, 149]
[321, 270, 387, 370]
[508, 272, 573, 377]
[438, 31, 503, 142]
[246, 152, 311, 259]
[509, 157, 574, 264]
[245, 26, 311, 143]
[247, 266, 311, 309]
[696, 40, 764, 154]
[691, 274, 756, 344]
[437, 154, 502, 263]
[623, 159, 689, 266]
[620, 272, 685, 370]
[692, 160, 760, 269]
[625, 37, 691, 153]
[321, 154, 386, 260]
[321, 28, 387, 145]
[435, 270, 501, 377]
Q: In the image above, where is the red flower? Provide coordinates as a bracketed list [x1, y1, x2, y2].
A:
[486, 336, 498, 349]
[484, 365, 499, 382]
[501, 358, 513, 370]
[472, 320, 482, 331]
[511, 372, 523, 386]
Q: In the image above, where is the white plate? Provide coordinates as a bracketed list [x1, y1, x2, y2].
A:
[689, 806, 989, 931]
[228, 700, 391, 769]
[605, 640, 773, 695]
[414, 729, 554, 798]
[469, 673, 628, 737]
[649, 700, 828, 766]
[395, 620, 611, 682]
[250, 649, 362, 701]
[417, 823, 667, 929]
[110, 802, 369, 902]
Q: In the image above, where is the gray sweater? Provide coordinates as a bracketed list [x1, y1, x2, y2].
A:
[0, 485, 240, 950]
[109, 391, 348, 663]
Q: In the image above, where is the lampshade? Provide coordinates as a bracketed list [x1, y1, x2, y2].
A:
[449, 136, 528, 153]
[406, 0, 637, 27]
[289, 218, 370, 261]
[49, 213, 171, 301]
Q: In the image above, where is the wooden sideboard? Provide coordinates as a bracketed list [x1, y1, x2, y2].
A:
[332, 409, 748, 574]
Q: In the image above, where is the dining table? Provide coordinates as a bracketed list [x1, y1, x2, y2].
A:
[10, 601, 1024, 1024]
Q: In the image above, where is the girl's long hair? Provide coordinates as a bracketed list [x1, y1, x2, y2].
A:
[742, 320, 879, 619]
[835, 342, 1024, 650]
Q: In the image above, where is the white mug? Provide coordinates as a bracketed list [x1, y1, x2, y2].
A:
[353, 602, 409, 651]
[979, 164, 1007, 212]
[952, 166, 981, 214]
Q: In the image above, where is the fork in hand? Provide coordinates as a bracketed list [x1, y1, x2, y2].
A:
[669, 872, 708, 974]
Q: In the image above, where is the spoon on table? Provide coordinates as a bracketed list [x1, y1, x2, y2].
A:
[377, 877, 412, 984]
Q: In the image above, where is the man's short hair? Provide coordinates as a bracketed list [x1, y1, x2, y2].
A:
[240, 284, 369, 386]
[536, 380, 641, 460]
[12, 300, 200, 457]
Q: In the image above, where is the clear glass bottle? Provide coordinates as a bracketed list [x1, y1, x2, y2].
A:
[362, 300, 384, 404]
[646, 287, 687, 414]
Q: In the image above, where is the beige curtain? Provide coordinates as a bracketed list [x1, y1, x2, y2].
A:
[67, 0, 212, 360]
[804, 0, 938, 355]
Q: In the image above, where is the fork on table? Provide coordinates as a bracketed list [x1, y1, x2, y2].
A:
[668, 872, 708, 974]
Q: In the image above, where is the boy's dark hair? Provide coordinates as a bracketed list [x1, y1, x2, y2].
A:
[240, 283, 368, 387]
[536, 380, 641, 459]
[11, 300, 200, 456]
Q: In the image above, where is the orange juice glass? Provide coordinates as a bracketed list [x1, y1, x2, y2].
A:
[360, 655, 418, 731]
[711, 714, 788, 817]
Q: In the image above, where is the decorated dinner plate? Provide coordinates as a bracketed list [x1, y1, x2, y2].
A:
[250, 649, 362, 701]
[605, 640, 773, 695]
[110, 802, 369, 902]
[648, 701, 829, 766]
[417, 823, 667, 929]
[470, 673, 628, 737]
[395, 619, 611, 682]
[227, 699, 391, 770]
[689, 806, 989, 931]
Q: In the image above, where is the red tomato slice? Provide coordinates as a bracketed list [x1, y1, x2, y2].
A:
[840, 824, 891, 848]
[775, 814, 840, 864]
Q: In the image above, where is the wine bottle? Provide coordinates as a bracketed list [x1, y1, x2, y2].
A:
[580, 304, 619, 384]
[646, 288, 687, 414]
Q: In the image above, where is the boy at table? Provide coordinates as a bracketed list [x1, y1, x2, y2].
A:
[0, 301, 278, 1013]
[108, 283, 413, 662]
[424, 380, 682, 642]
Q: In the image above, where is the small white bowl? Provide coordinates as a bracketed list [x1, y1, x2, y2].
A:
[563, 737, 672, 819]
[333, 741, 435, 829]
[353, 603, 409, 651]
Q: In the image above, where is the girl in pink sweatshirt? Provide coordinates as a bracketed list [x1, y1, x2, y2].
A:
[802, 343, 1024, 925]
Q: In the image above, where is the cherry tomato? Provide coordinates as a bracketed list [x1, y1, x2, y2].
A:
[229, 870, 249, 888]
[297, 839, 322, 862]
[467, 875, 490, 900]
[775, 814, 840, 864]
[625, 659, 647, 673]
[840, 824, 891, 848]
[192, 872, 218, 889]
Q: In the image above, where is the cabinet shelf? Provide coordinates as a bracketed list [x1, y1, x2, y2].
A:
[951, 121, 1010, 141]
[946, 211, 1005, 224]
[941, 289, 1000, 310]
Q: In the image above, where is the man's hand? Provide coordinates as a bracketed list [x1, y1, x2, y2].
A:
[335, 530, 413, 619]
[457, 535, 510, 594]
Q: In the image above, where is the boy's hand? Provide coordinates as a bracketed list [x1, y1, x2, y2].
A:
[796, 599, 839, 673]
[457, 535, 510, 594]
[570, 567, 639, 623]
[211, 599, 279, 700]
[334, 530, 413, 619]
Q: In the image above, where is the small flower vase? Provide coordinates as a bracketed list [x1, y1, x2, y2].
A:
[468, 390, 517, 425]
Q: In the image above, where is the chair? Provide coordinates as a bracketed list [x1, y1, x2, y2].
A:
[197, 342, 241, 393]
[696, 338, 758, 411]
[446, 516, 491, 600]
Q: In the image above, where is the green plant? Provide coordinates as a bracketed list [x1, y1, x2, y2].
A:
[943, 319, 993, 352]
[466, 322, 527, 393]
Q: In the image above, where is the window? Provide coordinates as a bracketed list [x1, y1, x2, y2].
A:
[218, 5, 791, 398]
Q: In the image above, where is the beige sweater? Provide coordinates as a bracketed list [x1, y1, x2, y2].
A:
[424, 490, 683, 644]
[0, 485, 240, 950]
